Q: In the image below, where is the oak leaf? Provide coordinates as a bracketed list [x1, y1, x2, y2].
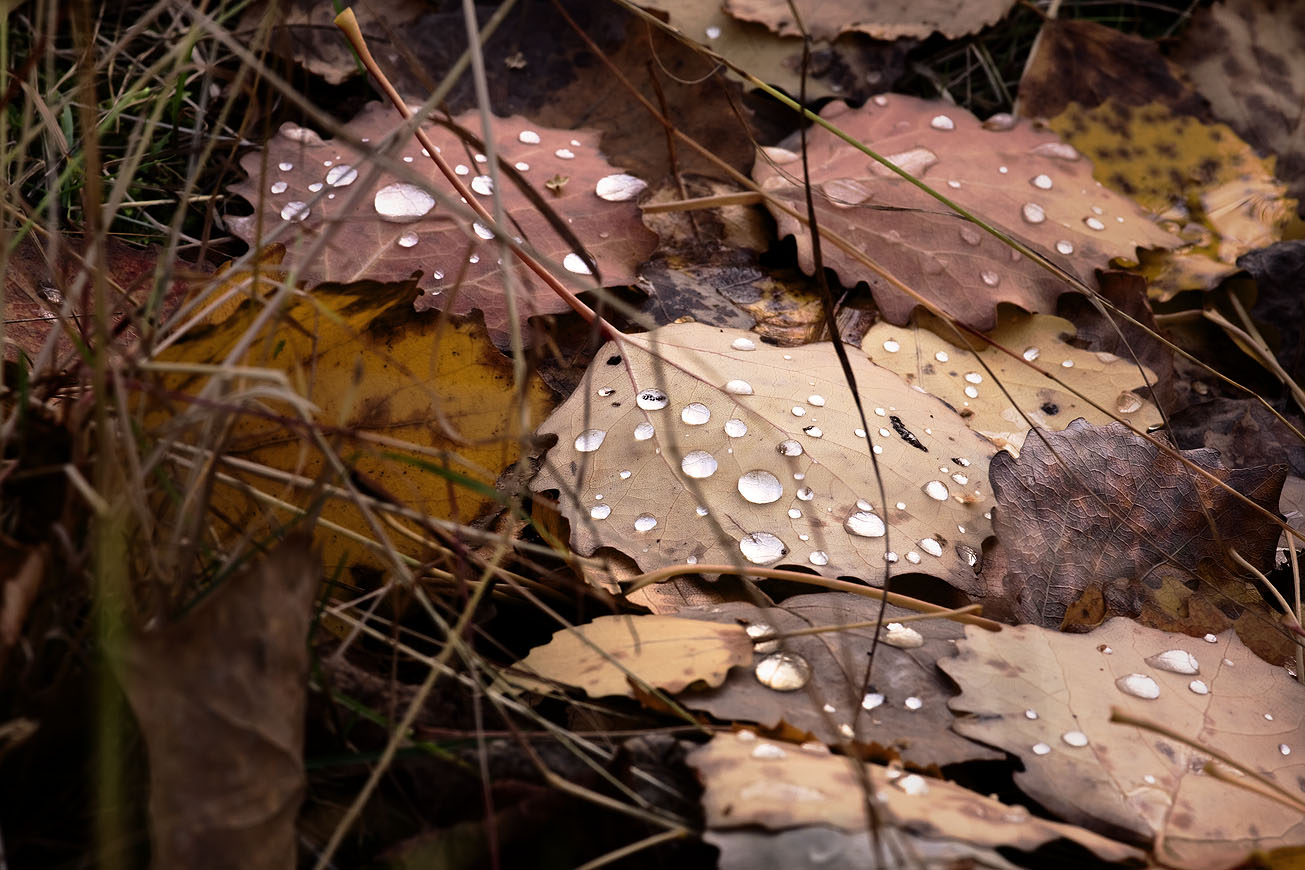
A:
[722, 0, 1016, 42]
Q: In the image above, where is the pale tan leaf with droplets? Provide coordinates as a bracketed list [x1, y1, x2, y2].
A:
[530, 322, 998, 593]
[862, 307, 1162, 452]
[505, 614, 753, 699]
[722, 0, 1015, 41]
[940, 618, 1305, 868]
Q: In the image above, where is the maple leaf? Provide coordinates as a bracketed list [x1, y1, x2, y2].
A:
[530, 322, 998, 592]
[753, 94, 1179, 329]
[981, 419, 1291, 664]
[862, 306, 1162, 452]
[226, 102, 657, 348]
[941, 618, 1305, 867]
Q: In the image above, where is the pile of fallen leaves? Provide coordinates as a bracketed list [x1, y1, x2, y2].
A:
[4, 0, 1305, 867]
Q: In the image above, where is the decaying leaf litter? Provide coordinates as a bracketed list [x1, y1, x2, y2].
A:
[4, 0, 1305, 867]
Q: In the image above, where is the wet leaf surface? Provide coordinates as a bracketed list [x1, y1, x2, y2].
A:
[530, 321, 998, 592]
[673, 592, 1003, 766]
[226, 103, 657, 349]
[722, 0, 1016, 41]
[941, 617, 1305, 868]
[982, 419, 1292, 664]
[753, 94, 1178, 329]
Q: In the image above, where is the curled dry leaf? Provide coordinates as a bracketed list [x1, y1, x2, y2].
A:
[673, 593, 1002, 766]
[941, 618, 1305, 868]
[1044, 100, 1296, 300]
[530, 322, 998, 592]
[722, 0, 1015, 42]
[753, 95, 1179, 329]
[227, 103, 658, 348]
[504, 614, 753, 698]
[688, 732, 1143, 864]
[862, 307, 1162, 452]
[985, 419, 1291, 664]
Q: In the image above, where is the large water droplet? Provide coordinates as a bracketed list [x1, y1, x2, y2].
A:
[473, 222, 494, 240]
[1032, 742, 1052, 755]
[1116, 392, 1143, 414]
[397, 231, 419, 248]
[518, 129, 541, 144]
[280, 201, 310, 222]
[919, 538, 943, 558]
[796, 486, 814, 501]
[808, 551, 829, 566]
[923, 480, 950, 501]
[802, 426, 823, 438]
[1146, 649, 1199, 675]
[1030, 141, 1080, 161]
[904, 696, 923, 710]
[929, 114, 955, 131]
[1030, 174, 1053, 190]
[471, 175, 494, 196]
[862, 692, 884, 711]
[574, 429, 606, 452]
[960, 226, 982, 246]
[980, 270, 1001, 287]
[1055, 239, 1074, 255]
[554, 148, 575, 160]
[681, 450, 718, 478]
[777, 440, 803, 457]
[374, 183, 435, 221]
[634, 422, 655, 440]
[882, 339, 900, 352]
[269, 181, 288, 195]
[1084, 216, 1106, 231]
[634, 514, 657, 532]
[1116, 673, 1160, 700]
[1022, 346, 1041, 362]
[738, 470, 783, 504]
[845, 511, 885, 537]
[725, 418, 748, 437]
[957, 544, 980, 567]
[563, 253, 592, 275]
[1022, 202, 1046, 224]
[1062, 731, 1089, 747]
[732, 337, 756, 351]
[883, 623, 924, 648]
[725, 379, 754, 395]
[636, 389, 668, 410]
[595, 173, 647, 201]
[326, 164, 357, 187]
[747, 623, 779, 653]
[755, 652, 811, 691]
[591, 504, 611, 520]
[1281, 743, 1292, 756]
[896, 774, 930, 796]
[1189, 680, 1209, 695]
[751, 742, 787, 760]
[681, 403, 711, 425]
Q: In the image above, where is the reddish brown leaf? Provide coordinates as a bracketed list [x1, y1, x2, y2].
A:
[723, 0, 1016, 41]
[982, 419, 1292, 664]
[753, 95, 1179, 329]
[226, 103, 658, 348]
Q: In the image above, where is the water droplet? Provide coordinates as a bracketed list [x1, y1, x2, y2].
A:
[919, 538, 943, 558]
[905, 551, 921, 564]
[634, 422, 655, 440]
[790, 406, 806, 418]
[280, 201, 310, 222]
[957, 544, 980, 567]
[884, 551, 898, 562]
[1266, 713, 1275, 721]
[455, 164, 469, 175]
[883, 623, 923, 648]
[1203, 633, 1218, 643]
[1024, 709, 1038, 720]
[1032, 742, 1052, 755]
[724, 418, 747, 438]
[681, 403, 711, 425]
[1055, 239, 1074, 255]
[470, 175, 494, 196]
[1031, 141, 1080, 161]
[787, 508, 802, 520]
[1099, 645, 1113, 654]
[998, 165, 1009, 174]
[980, 270, 1001, 287]
[777, 440, 803, 457]
[736, 729, 757, 742]
[1146, 649, 1199, 675]
[374, 183, 435, 221]
[1030, 174, 1053, 190]
[751, 652, 809, 693]
[802, 426, 823, 438]
[882, 339, 900, 352]
[808, 550, 829, 566]
[845, 511, 885, 538]
[964, 385, 979, 399]
[634, 514, 657, 532]
[1021, 202, 1047, 225]
[590, 504, 611, 520]
[595, 173, 647, 201]
[1116, 392, 1143, 414]
[745, 623, 780, 654]
[1116, 673, 1160, 700]
[619, 470, 631, 479]
[807, 394, 825, 407]
[563, 253, 592, 275]
[796, 486, 814, 501]
[574, 429, 606, 452]
[855, 428, 866, 438]
[473, 222, 494, 240]
[1062, 730, 1089, 747]
[904, 696, 923, 710]
[896, 774, 929, 796]
[705, 24, 722, 39]
[636, 389, 668, 410]
[751, 742, 787, 760]
[837, 723, 855, 739]
[468, 254, 480, 264]
[1061, 359, 1074, 368]
[923, 480, 950, 501]
[1022, 346, 1041, 363]
[680, 450, 718, 479]
[725, 379, 754, 395]
[397, 231, 419, 248]
[517, 129, 541, 145]
[326, 164, 357, 187]
[732, 337, 756, 351]
[959, 226, 982, 247]
[821, 177, 873, 206]
[740, 531, 786, 566]
[932, 351, 950, 364]
[1084, 216, 1106, 231]
[862, 692, 884, 711]
[277, 161, 293, 171]
[930, 114, 955, 131]
[1281, 743, 1292, 756]
[269, 181, 288, 195]
[1189, 680, 1209, 695]
[738, 470, 783, 504]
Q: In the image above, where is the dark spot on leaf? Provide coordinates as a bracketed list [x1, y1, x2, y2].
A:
[1040, 402, 1059, 415]
[606, 355, 622, 365]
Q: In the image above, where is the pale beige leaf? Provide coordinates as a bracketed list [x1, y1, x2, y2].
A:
[862, 307, 1162, 452]
[940, 618, 1305, 868]
[723, 0, 1016, 41]
[531, 322, 998, 592]
[507, 614, 753, 699]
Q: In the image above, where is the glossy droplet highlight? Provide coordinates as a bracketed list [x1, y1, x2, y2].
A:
[845, 511, 885, 538]
[929, 114, 955, 131]
[882, 339, 900, 352]
[923, 480, 949, 501]
[563, 253, 592, 275]
[724, 379, 754, 395]
[590, 504, 611, 520]
[397, 231, 420, 248]
[904, 696, 923, 710]
[1116, 392, 1143, 414]
[1032, 742, 1052, 756]
[574, 429, 606, 452]
[882, 623, 924, 648]
[518, 129, 541, 144]
[725, 418, 748, 437]
[681, 403, 711, 425]
[1146, 649, 1199, 675]
[1116, 673, 1160, 700]
[270, 181, 287, 195]
[777, 440, 803, 457]
[374, 183, 435, 221]
[918, 538, 943, 558]
[326, 164, 357, 187]
[470, 175, 494, 196]
[1021, 202, 1046, 224]
[634, 422, 655, 440]
[634, 514, 657, 532]
[280, 201, 310, 222]
[808, 550, 829, 566]
[473, 222, 494, 240]
[1189, 680, 1209, 695]
[1084, 216, 1106, 231]
[1030, 174, 1053, 190]
[862, 692, 884, 710]
[747, 623, 779, 654]
[636, 389, 668, 410]
[1062, 731, 1089, 747]
[796, 486, 814, 501]
[751, 742, 786, 760]
[1055, 240, 1074, 255]
[738, 471, 783, 504]
[1023, 346, 1041, 362]
[595, 173, 647, 201]
[980, 270, 1001, 287]
[681, 450, 718, 479]
[755, 652, 811, 691]
[732, 337, 756, 351]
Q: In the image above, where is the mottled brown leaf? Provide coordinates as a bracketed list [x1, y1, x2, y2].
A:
[723, 0, 1016, 41]
[984, 419, 1291, 664]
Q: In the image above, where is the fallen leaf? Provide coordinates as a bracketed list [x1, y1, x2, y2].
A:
[226, 103, 658, 348]
[753, 95, 1179, 329]
[151, 276, 555, 575]
[673, 593, 1004, 766]
[530, 321, 998, 592]
[505, 613, 753, 698]
[984, 418, 1292, 664]
[119, 537, 318, 870]
[707, 827, 1020, 870]
[687, 731, 1143, 863]
[1044, 100, 1296, 300]
[1173, 0, 1305, 209]
[941, 617, 1305, 868]
[862, 306, 1162, 452]
[722, 0, 1016, 41]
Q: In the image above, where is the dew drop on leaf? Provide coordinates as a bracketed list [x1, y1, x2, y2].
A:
[809, 550, 829, 566]
[755, 652, 811, 691]
[518, 129, 540, 144]
[280, 201, 310, 222]
[796, 486, 815, 501]
[634, 514, 658, 532]
[929, 114, 956, 131]
[590, 504, 611, 520]
[777, 440, 803, 457]
[862, 692, 884, 710]
[326, 164, 357, 187]
[374, 183, 435, 221]
[634, 422, 655, 440]
[1023, 346, 1041, 361]
[882, 339, 901, 352]
[471, 175, 494, 196]
[724, 418, 748, 437]
[746, 623, 779, 654]
[563, 253, 592, 275]
[1084, 216, 1106, 231]
[636, 389, 668, 410]
[574, 429, 606, 452]
[1189, 680, 1209, 695]
[923, 480, 950, 501]
[1146, 649, 1199, 674]
[844, 511, 885, 538]
[1062, 731, 1089, 747]
[731, 337, 756, 351]
[1115, 673, 1160, 700]
[1021, 202, 1046, 224]
[1032, 742, 1052, 755]
[681, 403, 711, 425]
[269, 181, 287, 195]
[883, 623, 924, 648]
[1055, 239, 1074, 255]
[751, 742, 786, 760]
[904, 696, 923, 710]
[595, 173, 647, 201]
[724, 379, 754, 395]
[1116, 392, 1143, 414]
[919, 538, 943, 558]
[738, 471, 783, 504]
[681, 450, 718, 479]
[980, 270, 1001, 287]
